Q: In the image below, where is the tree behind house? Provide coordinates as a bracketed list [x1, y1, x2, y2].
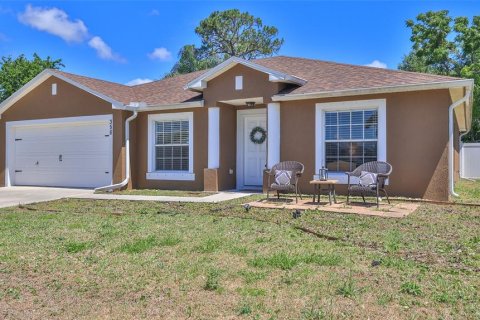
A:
[165, 9, 284, 77]
[399, 10, 480, 142]
[0, 53, 64, 103]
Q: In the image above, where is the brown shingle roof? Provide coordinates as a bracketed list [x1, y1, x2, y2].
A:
[253, 56, 461, 95]
[53, 56, 463, 106]
[54, 70, 137, 104]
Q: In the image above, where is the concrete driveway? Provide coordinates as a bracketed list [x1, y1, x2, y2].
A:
[0, 186, 94, 209]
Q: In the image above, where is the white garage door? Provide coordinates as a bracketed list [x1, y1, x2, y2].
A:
[7, 115, 113, 188]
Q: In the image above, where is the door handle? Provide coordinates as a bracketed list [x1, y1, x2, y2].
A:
[59, 154, 63, 162]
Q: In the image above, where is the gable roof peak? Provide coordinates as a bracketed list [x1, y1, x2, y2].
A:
[184, 56, 307, 92]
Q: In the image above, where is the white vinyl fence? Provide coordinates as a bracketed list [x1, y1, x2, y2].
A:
[461, 143, 480, 179]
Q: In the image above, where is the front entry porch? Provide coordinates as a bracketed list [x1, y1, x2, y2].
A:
[203, 101, 280, 192]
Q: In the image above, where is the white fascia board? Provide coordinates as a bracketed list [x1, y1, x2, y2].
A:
[184, 56, 307, 91]
[121, 100, 204, 112]
[272, 79, 474, 102]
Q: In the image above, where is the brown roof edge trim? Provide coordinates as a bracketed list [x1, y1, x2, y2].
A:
[272, 79, 474, 102]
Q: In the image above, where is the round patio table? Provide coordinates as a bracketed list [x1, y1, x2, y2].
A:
[309, 179, 338, 205]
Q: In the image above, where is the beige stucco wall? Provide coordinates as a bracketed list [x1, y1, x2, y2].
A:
[280, 89, 453, 201]
[0, 76, 126, 187]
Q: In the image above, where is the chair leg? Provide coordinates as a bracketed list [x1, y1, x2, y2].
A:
[277, 191, 280, 200]
[376, 188, 380, 208]
[298, 186, 303, 200]
[267, 189, 269, 200]
[347, 188, 350, 204]
[383, 189, 391, 204]
[361, 194, 366, 203]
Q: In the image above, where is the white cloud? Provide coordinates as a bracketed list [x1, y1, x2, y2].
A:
[125, 78, 153, 86]
[149, 9, 160, 16]
[148, 47, 172, 61]
[0, 32, 8, 42]
[88, 36, 126, 63]
[18, 4, 88, 42]
[365, 60, 387, 69]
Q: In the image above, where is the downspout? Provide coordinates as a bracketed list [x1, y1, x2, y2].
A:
[449, 86, 472, 197]
[95, 107, 138, 192]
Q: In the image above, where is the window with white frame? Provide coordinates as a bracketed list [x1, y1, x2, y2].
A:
[154, 120, 189, 171]
[147, 112, 194, 181]
[324, 109, 378, 172]
[315, 99, 386, 182]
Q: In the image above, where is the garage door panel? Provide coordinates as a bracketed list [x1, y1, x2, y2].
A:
[10, 116, 113, 188]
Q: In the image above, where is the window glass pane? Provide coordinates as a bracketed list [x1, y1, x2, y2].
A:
[325, 142, 338, 157]
[364, 142, 377, 157]
[350, 142, 363, 157]
[351, 125, 363, 139]
[351, 111, 363, 124]
[338, 112, 350, 125]
[325, 112, 337, 126]
[364, 110, 378, 125]
[154, 119, 190, 172]
[338, 157, 351, 172]
[325, 126, 337, 140]
[339, 142, 351, 157]
[364, 124, 378, 139]
[323, 108, 379, 172]
[338, 125, 350, 139]
[326, 158, 338, 171]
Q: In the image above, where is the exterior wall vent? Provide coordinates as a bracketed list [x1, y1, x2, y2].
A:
[235, 76, 243, 90]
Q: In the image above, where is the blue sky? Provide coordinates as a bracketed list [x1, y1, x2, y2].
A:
[0, 1, 477, 85]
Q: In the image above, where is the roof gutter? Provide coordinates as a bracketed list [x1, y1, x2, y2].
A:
[94, 105, 139, 192]
[449, 84, 473, 198]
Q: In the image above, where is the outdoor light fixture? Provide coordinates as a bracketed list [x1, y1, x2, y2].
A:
[246, 101, 256, 107]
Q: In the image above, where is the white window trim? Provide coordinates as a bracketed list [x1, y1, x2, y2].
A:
[146, 112, 195, 181]
[315, 99, 387, 184]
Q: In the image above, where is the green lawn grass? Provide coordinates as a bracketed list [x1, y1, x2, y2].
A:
[455, 179, 480, 204]
[0, 195, 479, 319]
[96, 189, 217, 197]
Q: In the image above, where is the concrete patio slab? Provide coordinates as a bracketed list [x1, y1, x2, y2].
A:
[69, 191, 253, 203]
[247, 198, 419, 218]
[0, 186, 93, 208]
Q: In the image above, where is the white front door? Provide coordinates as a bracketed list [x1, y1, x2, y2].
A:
[237, 109, 267, 188]
[7, 115, 113, 188]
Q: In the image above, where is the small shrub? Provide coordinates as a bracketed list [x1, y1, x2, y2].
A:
[204, 269, 221, 291]
[337, 277, 357, 298]
[301, 306, 326, 320]
[237, 303, 252, 315]
[384, 230, 401, 253]
[400, 281, 422, 296]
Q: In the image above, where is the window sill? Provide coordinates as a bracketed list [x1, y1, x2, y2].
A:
[146, 172, 195, 181]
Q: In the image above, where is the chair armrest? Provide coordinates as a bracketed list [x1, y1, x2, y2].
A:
[345, 171, 353, 176]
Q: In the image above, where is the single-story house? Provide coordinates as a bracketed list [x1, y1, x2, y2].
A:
[0, 56, 473, 201]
